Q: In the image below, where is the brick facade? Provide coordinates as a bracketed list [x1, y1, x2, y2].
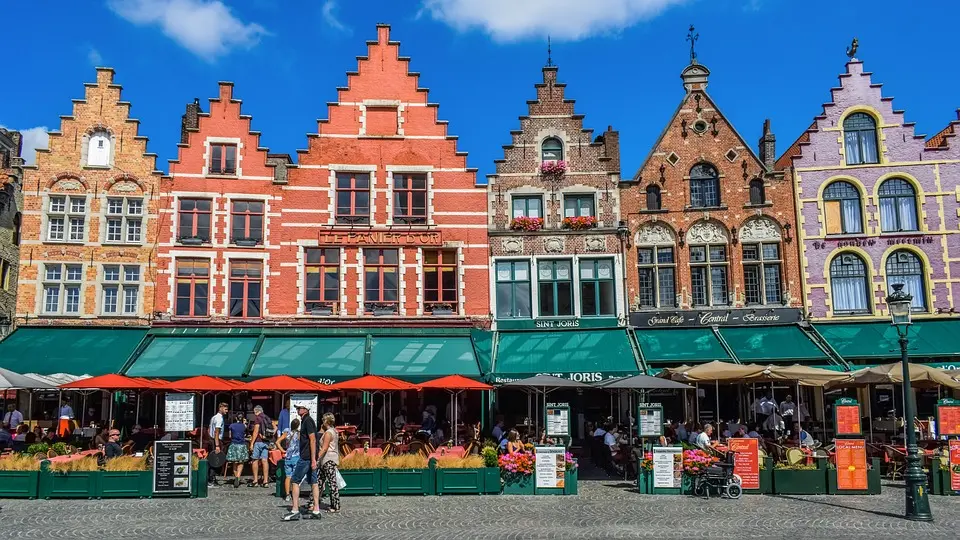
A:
[779, 59, 960, 320]
[487, 65, 624, 326]
[620, 62, 802, 312]
[16, 68, 164, 326]
[0, 128, 24, 335]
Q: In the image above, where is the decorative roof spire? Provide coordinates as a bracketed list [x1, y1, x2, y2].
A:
[686, 24, 699, 65]
[846, 37, 859, 59]
[546, 35, 553, 67]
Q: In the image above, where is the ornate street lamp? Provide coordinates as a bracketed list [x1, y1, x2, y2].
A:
[886, 283, 932, 521]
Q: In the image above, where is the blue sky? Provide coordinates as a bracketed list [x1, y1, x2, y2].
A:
[3, 0, 958, 181]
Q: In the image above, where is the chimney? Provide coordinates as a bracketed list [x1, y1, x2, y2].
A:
[599, 125, 620, 173]
[180, 98, 202, 144]
[759, 119, 776, 169]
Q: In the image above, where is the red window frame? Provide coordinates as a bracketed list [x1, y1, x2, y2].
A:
[335, 173, 370, 224]
[363, 248, 399, 313]
[393, 173, 427, 224]
[230, 201, 264, 244]
[229, 260, 262, 319]
[209, 144, 237, 175]
[423, 249, 458, 311]
[305, 248, 340, 311]
[175, 259, 210, 317]
[178, 199, 212, 241]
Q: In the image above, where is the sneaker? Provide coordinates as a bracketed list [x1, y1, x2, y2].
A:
[309, 509, 322, 520]
[281, 511, 301, 522]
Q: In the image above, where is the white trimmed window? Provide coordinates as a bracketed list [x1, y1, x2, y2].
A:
[47, 196, 87, 242]
[102, 265, 141, 316]
[105, 197, 144, 244]
[42, 263, 83, 315]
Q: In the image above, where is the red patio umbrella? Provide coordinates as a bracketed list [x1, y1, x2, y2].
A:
[296, 378, 330, 391]
[60, 374, 156, 390]
[240, 375, 327, 392]
[327, 375, 418, 391]
[162, 376, 237, 392]
[418, 376, 492, 445]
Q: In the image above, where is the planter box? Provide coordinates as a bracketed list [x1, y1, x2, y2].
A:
[0, 470, 40, 499]
[100, 471, 152, 498]
[436, 467, 500, 495]
[191, 461, 208, 498]
[502, 474, 534, 495]
[637, 469, 652, 494]
[39, 464, 101, 499]
[564, 468, 578, 495]
[773, 459, 827, 495]
[382, 468, 434, 495]
[743, 458, 773, 495]
[827, 458, 881, 495]
[931, 458, 959, 496]
[652, 474, 694, 495]
[338, 469, 383, 496]
[275, 459, 286, 498]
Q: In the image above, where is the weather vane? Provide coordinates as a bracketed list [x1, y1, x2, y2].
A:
[547, 35, 553, 67]
[846, 37, 859, 59]
[686, 25, 699, 64]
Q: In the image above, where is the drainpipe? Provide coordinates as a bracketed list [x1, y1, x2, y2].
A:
[617, 221, 630, 327]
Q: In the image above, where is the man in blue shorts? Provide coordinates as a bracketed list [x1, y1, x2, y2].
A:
[283, 405, 320, 520]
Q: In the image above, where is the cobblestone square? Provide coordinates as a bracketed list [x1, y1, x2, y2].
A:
[1, 480, 958, 539]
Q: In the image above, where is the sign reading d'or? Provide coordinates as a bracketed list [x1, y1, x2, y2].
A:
[728, 438, 759, 490]
[319, 231, 442, 246]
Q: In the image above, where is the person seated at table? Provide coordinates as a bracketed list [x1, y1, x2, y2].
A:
[675, 421, 689, 444]
[128, 425, 152, 453]
[93, 428, 110, 448]
[0, 423, 12, 449]
[14, 424, 29, 442]
[419, 410, 436, 434]
[393, 409, 407, 432]
[538, 429, 557, 446]
[505, 429, 522, 454]
[696, 424, 715, 451]
[104, 429, 123, 458]
[688, 424, 701, 445]
[762, 411, 784, 438]
[492, 416, 506, 442]
[746, 424, 761, 439]
[791, 423, 815, 448]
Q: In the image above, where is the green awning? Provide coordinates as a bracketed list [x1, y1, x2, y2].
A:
[472, 329, 493, 375]
[718, 326, 830, 364]
[491, 329, 640, 383]
[250, 337, 365, 382]
[124, 336, 257, 379]
[635, 328, 730, 365]
[0, 327, 147, 377]
[370, 337, 481, 382]
[814, 320, 960, 360]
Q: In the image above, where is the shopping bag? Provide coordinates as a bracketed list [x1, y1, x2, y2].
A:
[336, 470, 347, 490]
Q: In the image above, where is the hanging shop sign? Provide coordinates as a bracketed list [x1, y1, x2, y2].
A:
[652, 446, 683, 489]
[936, 398, 960, 437]
[164, 393, 195, 432]
[630, 308, 802, 328]
[153, 440, 193, 495]
[728, 438, 760, 490]
[835, 438, 868, 491]
[545, 402, 570, 438]
[834, 397, 862, 437]
[534, 446, 566, 489]
[318, 231, 442, 246]
[496, 317, 621, 331]
[637, 403, 664, 438]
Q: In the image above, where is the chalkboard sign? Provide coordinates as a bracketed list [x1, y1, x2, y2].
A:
[153, 440, 193, 495]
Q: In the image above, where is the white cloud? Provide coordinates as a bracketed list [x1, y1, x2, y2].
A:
[88, 47, 103, 66]
[420, 0, 689, 41]
[0, 126, 49, 166]
[107, 0, 267, 59]
[321, 0, 349, 32]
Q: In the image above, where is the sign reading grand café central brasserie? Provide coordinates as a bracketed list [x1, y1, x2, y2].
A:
[630, 308, 803, 328]
[319, 231, 442, 246]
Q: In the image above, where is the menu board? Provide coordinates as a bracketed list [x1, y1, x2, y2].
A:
[937, 398, 960, 437]
[153, 440, 193, 494]
[728, 438, 760, 490]
[534, 446, 566, 489]
[637, 403, 664, 438]
[545, 403, 570, 437]
[164, 393, 195, 432]
[950, 440, 960, 492]
[835, 438, 868, 491]
[289, 394, 319, 429]
[652, 446, 683, 489]
[835, 398, 861, 436]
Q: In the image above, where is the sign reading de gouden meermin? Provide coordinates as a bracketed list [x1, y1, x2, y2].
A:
[319, 231, 442, 246]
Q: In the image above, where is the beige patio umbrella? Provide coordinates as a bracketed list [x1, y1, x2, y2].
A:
[765, 365, 854, 387]
[830, 362, 960, 390]
[661, 361, 770, 382]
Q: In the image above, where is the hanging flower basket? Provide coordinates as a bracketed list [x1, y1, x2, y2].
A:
[561, 216, 597, 230]
[540, 160, 567, 176]
[510, 216, 544, 231]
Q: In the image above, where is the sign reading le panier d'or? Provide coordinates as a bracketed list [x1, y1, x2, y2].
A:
[319, 231, 441, 246]
[630, 308, 802, 328]
[153, 440, 193, 495]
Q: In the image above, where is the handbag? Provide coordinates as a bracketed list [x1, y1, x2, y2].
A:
[336, 470, 347, 490]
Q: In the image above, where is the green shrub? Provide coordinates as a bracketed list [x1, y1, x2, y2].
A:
[481, 446, 499, 468]
[26, 443, 49, 456]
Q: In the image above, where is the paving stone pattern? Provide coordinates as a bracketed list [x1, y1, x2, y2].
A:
[1, 481, 958, 539]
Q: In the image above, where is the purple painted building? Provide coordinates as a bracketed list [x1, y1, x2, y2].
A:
[779, 58, 960, 321]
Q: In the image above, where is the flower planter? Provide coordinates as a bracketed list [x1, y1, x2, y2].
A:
[743, 458, 773, 495]
[435, 467, 498, 495]
[430, 308, 454, 316]
[233, 239, 259, 247]
[382, 468, 434, 495]
[827, 458, 881, 495]
[100, 470, 153, 498]
[637, 468, 652, 494]
[337, 469, 383, 496]
[564, 468, 578, 495]
[502, 473, 534, 495]
[930, 458, 959, 496]
[0, 470, 40, 499]
[773, 459, 827, 495]
[39, 463, 101, 499]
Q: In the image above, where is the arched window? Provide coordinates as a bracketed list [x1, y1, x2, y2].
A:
[689, 163, 720, 208]
[645, 185, 661, 211]
[749, 179, 765, 205]
[13, 212, 21, 246]
[87, 131, 111, 167]
[541, 137, 563, 162]
[823, 181, 863, 235]
[843, 113, 879, 165]
[886, 250, 926, 311]
[878, 179, 918, 232]
[829, 253, 870, 314]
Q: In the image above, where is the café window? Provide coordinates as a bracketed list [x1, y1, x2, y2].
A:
[175, 259, 210, 317]
[363, 249, 399, 313]
[101, 265, 141, 316]
[538, 259, 573, 317]
[42, 263, 83, 315]
[230, 201, 264, 245]
[393, 173, 427, 224]
[305, 248, 340, 313]
[580, 259, 616, 317]
[690, 244, 729, 306]
[178, 199, 212, 243]
[495, 260, 531, 319]
[229, 260, 262, 318]
[209, 143, 237, 175]
[336, 172, 370, 225]
[423, 249, 458, 313]
[105, 197, 143, 244]
[637, 246, 676, 308]
[742, 243, 782, 305]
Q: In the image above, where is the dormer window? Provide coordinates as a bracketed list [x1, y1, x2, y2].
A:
[87, 131, 111, 167]
[541, 137, 563, 162]
[843, 113, 879, 165]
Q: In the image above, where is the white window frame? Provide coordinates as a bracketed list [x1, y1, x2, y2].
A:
[46, 195, 87, 243]
[104, 197, 144, 245]
[100, 264, 142, 316]
[41, 263, 84, 316]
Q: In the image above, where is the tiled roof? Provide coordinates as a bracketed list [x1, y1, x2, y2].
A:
[774, 121, 816, 170]
[924, 110, 960, 150]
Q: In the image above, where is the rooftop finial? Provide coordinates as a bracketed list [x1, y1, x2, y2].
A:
[547, 35, 553, 67]
[846, 37, 859, 59]
[686, 24, 699, 64]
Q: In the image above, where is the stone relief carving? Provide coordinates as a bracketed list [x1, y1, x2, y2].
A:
[739, 217, 782, 242]
[635, 223, 675, 245]
[544, 237, 565, 254]
[686, 221, 728, 244]
[584, 236, 605, 252]
[55, 180, 83, 191]
[111, 181, 139, 193]
[501, 237, 523, 254]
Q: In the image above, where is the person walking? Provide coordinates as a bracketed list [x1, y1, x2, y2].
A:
[207, 402, 228, 487]
[283, 405, 321, 521]
[276, 418, 301, 502]
[226, 413, 249, 488]
[317, 412, 341, 513]
[278, 397, 291, 434]
[249, 405, 271, 488]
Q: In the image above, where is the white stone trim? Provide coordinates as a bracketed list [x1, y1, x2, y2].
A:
[354, 249, 364, 316]
[398, 248, 407, 316]
[173, 173, 273, 181]
[458, 247, 466, 316]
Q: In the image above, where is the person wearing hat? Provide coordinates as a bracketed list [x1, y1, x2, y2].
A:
[104, 429, 123, 458]
[283, 404, 321, 520]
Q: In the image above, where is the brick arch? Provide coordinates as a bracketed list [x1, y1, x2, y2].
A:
[46, 173, 89, 191]
[84, 123, 114, 137]
[105, 173, 146, 194]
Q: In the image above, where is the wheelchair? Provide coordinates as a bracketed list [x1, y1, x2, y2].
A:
[692, 452, 742, 499]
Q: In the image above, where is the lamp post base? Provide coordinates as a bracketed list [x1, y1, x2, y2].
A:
[904, 480, 933, 521]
